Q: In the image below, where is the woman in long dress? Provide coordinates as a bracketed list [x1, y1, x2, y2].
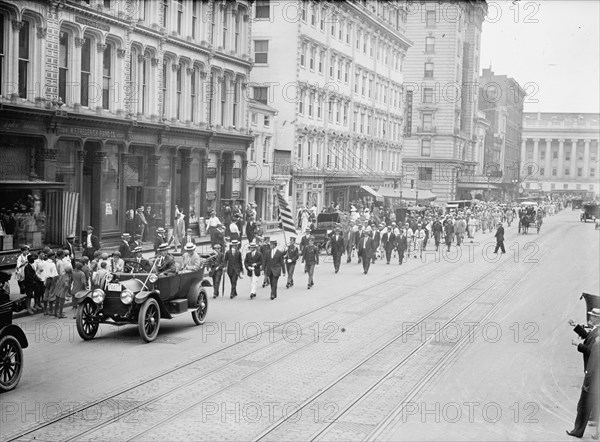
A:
[300, 210, 310, 233]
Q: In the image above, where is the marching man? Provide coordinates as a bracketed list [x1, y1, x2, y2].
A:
[244, 241, 262, 299]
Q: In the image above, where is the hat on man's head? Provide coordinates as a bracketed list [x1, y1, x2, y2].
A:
[270, 239, 278, 245]
[156, 227, 166, 234]
[289, 236, 296, 242]
[230, 240, 240, 246]
[157, 243, 169, 251]
[137, 207, 144, 212]
[86, 225, 94, 231]
[20, 244, 30, 251]
[133, 246, 143, 253]
[213, 243, 222, 249]
[184, 243, 196, 251]
[305, 228, 311, 232]
[249, 241, 258, 248]
[590, 308, 600, 317]
[100, 252, 109, 259]
[187, 228, 193, 233]
[121, 233, 131, 239]
[67, 234, 75, 239]
[112, 251, 121, 257]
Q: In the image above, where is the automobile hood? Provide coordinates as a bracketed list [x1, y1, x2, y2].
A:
[120, 278, 145, 293]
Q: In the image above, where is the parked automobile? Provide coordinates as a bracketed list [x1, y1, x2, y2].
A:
[581, 203, 600, 222]
[75, 254, 215, 343]
[0, 295, 29, 392]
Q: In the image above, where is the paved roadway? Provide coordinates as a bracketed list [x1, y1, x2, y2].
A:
[0, 209, 597, 441]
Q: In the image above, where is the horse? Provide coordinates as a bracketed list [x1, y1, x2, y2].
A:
[520, 214, 531, 234]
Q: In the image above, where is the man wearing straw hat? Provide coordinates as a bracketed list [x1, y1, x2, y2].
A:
[244, 241, 262, 299]
[264, 239, 286, 300]
[224, 240, 243, 299]
[118, 233, 132, 259]
[83, 226, 100, 261]
[181, 243, 202, 272]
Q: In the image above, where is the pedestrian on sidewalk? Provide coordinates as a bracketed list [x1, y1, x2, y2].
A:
[494, 222, 506, 254]
[53, 264, 72, 318]
[83, 226, 100, 261]
[284, 236, 299, 288]
[23, 254, 40, 315]
[264, 240, 286, 300]
[301, 236, 319, 289]
[244, 241, 262, 299]
[42, 251, 58, 315]
[71, 262, 88, 318]
[15, 244, 29, 296]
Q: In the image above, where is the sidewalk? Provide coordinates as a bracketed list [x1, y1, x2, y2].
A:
[8, 228, 290, 319]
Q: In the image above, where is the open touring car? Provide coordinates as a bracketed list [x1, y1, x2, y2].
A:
[75, 254, 215, 343]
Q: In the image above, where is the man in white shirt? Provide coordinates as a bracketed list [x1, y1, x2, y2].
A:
[181, 243, 202, 272]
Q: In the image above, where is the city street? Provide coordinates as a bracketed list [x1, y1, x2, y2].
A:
[1, 209, 597, 441]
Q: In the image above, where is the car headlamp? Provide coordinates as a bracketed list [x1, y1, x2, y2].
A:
[120, 289, 134, 305]
[91, 289, 106, 304]
[148, 274, 158, 283]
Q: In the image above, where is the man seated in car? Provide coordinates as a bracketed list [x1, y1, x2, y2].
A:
[125, 246, 151, 273]
[181, 243, 203, 273]
[152, 243, 177, 277]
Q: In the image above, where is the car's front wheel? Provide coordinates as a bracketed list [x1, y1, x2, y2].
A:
[0, 335, 23, 393]
[138, 298, 160, 342]
[76, 301, 99, 341]
[192, 290, 208, 325]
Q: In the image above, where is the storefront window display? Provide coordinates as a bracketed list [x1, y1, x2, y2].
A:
[56, 140, 78, 193]
[101, 144, 120, 233]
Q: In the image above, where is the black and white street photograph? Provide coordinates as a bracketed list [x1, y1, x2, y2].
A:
[0, 0, 599, 440]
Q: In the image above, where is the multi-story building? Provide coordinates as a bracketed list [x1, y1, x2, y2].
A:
[250, 0, 411, 213]
[0, 0, 253, 260]
[247, 98, 290, 223]
[402, 0, 487, 203]
[521, 112, 599, 198]
[458, 67, 525, 201]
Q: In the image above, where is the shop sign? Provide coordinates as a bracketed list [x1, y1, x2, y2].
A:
[206, 191, 216, 200]
[163, 136, 201, 147]
[57, 126, 124, 139]
[130, 133, 156, 144]
[0, 119, 42, 133]
[232, 191, 240, 198]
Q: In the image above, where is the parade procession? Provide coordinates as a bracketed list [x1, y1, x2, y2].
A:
[1, 1, 599, 441]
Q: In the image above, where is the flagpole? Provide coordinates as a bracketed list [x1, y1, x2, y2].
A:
[276, 187, 288, 248]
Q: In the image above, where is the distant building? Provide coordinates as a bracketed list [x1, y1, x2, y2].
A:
[402, 0, 487, 203]
[460, 68, 525, 201]
[521, 113, 599, 198]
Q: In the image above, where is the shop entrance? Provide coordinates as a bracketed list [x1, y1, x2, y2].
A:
[81, 142, 101, 237]
[125, 186, 143, 237]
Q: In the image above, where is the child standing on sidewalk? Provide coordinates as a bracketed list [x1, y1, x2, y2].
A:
[53, 264, 72, 319]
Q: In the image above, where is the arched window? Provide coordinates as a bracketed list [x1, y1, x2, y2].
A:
[58, 29, 69, 103]
[80, 36, 92, 106]
[0, 13, 6, 96]
[18, 20, 31, 98]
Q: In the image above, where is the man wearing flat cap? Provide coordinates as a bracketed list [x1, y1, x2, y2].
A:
[83, 226, 100, 261]
[284, 236, 299, 288]
[264, 239, 286, 300]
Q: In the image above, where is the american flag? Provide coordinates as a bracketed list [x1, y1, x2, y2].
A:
[276, 190, 297, 234]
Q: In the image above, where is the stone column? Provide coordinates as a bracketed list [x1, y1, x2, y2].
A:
[521, 139, 527, 167]
[570, 140, 577, 178]
[36, 148, 58, 181]
[92, 151, 108, 237]
[146, 154, 160, 186]
[200, 156, 209, 217]
[73, 37, 85, 105]
[532, 138, 539, 170]
[216, 155, 223, 214]
[10, 21, 24, 95]
[545, 139, 552, 178]
[180, 155, 192, 227]
[223, 155, 233, 200]
[558, 139, 565, 178]
[241, 159, 248, 202]
[583, 139, 591, 178]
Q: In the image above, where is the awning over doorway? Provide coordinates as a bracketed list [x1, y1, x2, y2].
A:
[360, 185, 382, 198]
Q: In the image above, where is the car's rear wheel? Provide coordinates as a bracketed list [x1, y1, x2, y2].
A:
[0, 335, 24, 393]
[192, 290, 208, 325]
[139, 298, 160, 342]
[76, 301, 99, 341]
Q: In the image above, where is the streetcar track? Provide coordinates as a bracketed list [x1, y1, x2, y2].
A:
[254, 229, 552, 441]
[4, 239, 457, 442]
[317, 263, 538, 442]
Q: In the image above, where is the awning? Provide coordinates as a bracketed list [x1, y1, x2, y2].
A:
[376, 187, 402, 198]
[360, 185, 382, 198]
[457, 182, 502, 190]
[417, 189, 437, 201]
[404, 188, 437, 201]
[0, 180, 66, 189]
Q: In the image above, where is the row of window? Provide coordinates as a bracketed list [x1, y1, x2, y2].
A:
[296, 137, 401, 173]
[527, 150, 598, 161]
[525, 183, 596, 191]
[532, 167, 597, 177]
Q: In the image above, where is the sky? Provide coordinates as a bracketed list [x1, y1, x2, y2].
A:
[480, 0, 600, 113]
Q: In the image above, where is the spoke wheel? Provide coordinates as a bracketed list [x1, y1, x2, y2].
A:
[138, 298, 160, 342]
[192, 290, 208, 325]
[0, 335, 23, 393]
[76, 301, 99, 341]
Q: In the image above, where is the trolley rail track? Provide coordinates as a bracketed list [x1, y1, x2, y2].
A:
[5, 240, 460, 442]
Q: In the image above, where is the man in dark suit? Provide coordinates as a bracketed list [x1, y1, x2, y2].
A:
[328, 226, 345, 273]
[570, 309, 600, 372]
[301, 236, 319, 289]
[358, 229, 375, 274]
[63, 234, 76, 266]
[494, 222, 506, 254]
[83, 226, 100, 261]
[118, 233, 132, 259]
[125, 246, 151, 272]
[210, 244, 225, 298]
[382, 226, 396, 265]
[153, 243, 177, 277]
[211, 224, 225, 248]
[135, 207, 148, 241]
[246, 217, 257, 245]
[567, 310, 600, 438]
[264, 240, 286, 300]
[244, 241, 262, 299]
[346, 224, 356, 263]
[396, 228, 408, 265]
[299, 228, 311, 255]
[284, 236, 300, 288]
[372, 225, 382, 263]
[224, 240, 243, 299]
